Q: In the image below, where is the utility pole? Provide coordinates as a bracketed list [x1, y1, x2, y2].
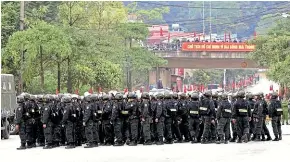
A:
[209, 1, 212, 42]
[19, 1, 25, 93]
[202, 1, 205, 38]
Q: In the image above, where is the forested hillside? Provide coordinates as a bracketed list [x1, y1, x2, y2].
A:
[124, 1, 290, 39]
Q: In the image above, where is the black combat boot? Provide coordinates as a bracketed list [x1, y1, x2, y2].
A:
[125, 139, 130, 145]
[237, 138, 242, 143]
[129, 140, 137, 146]
[278, 133, 282, 140]
[65, 143, 75, 149]
[255, 135, 261, 141]
[261, 135, 266, 141]
[143, 140, 153, 146]
[229, 136, 236, 142]
[266, 135, 272, 141]
[175, 138, 183, 143]
[39, 142, 45, 147]
[26, 142, 34, 149]
[156, 137, 164, 145]
[53, 142, 60, 148]
[272, 135, 279, 141]
[242, 134, 248, 143]
[165, 139, 173, 144]
[113, 141, 124, 146]
[201, 138, 209, 144]
[17, 143, 26, 150]
[43, 144, 53, 149]
[251, 134, 256, 141]
[93, 142, 99, 147]
[84, 143, 95, 148]
[191, 138, 198, 144]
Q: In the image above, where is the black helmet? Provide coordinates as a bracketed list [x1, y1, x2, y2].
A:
[62, 95, 71, 103]
[84, 94, 91, 102]
[221, 93, 228, 100]
[191, 92, 199, 99]
[30, 95, 36, 101]
[90, 94, 98, 101]
[141, 92, 150, 99]
[37, 95, 44, 102]
[44, 94, 52, 102]
[128, 92, 137, 99]
[179, 93, 186, 99]
[271, 92, 278, 99]
[212, 92, 218, 98]
[115, 94, 123, 100]
[172, 92, 178, 99]
[17, 95, 25, 103]
[246, 93, 254, 99]
[103, 94, 110, 101]
[204, 90, 212, 97]
[156, 93, 163, 99]
[21, 92, 30, 100]
[237, 91, 245, 98]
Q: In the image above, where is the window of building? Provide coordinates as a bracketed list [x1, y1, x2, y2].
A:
[8, 82, 11, 90]
[2, 82, 6, 90]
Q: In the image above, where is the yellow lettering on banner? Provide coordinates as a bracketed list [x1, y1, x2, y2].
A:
[206, 45, 211, 49]
[188, 44, 194, 49]
[224, 45, 229, 49]
[212, 45, 220, 49]
[239, 45, 244, 49]
[220, 45, 223, 48]
[195, 45, 200, 49]
[245, 45, 255, 49]
[201, 45, 205, 48]
[230, 45, 238, 49]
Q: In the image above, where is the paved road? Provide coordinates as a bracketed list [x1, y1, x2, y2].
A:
[1, 125, 290, 162]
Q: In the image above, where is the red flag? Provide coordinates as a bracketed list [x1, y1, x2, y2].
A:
[198, 35, 200, 41]
[56, 89, 59, 95]
[98, 87, 102, 93]
[168, 32, 170, 42]
[201, 84, 204, 92]
[270, 85, 273, 91]
[160, 27, 163, 36]
[124, 88, 128, 93]
[88, 88, 93, 94]
[75, 89, 79, 95]
[254, 31, 257, 39]
[183, 85, 187, 93]
[194, 32, 196, 37]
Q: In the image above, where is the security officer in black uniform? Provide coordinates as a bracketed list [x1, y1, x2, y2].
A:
[51, 95, 62, 147]
[140, 92, 153, 145]
[62, 95, 77, 149]
[232, 91, 251, 143]
[83, 94, 98, 148]
[36, 95, 45, 146]
[15, 94, 28, 150]
[211, 92, 219, 142]
[91, 94, 100, 145]
[29, 95, 39, 148]
[253, 92, 267, 141]
[154, 93, 165, 145]
[171, 93, 182, 143]
[216, 93, 232, 144]
[188, 92, 200, 143]
[111, 93, 124, 146]
[261, 93, 272, 141]
[268, 92, 283, 141]
[56, 94, 66, 146]
[199, 90, 215, 144]
[230, 93, 238, 142]
[150, 94, 158, 143]
[163, 93, 174, 144]
[125, 92, 140, 146]
[101, 94, 114, 146]
[42, 94, 58, 149]
[178, 93, 190, 142]
[246, 93, 256, 141]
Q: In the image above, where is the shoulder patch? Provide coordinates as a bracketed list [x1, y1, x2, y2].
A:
[158, 103, 161, 105]
[86, 106, 89, 109]
[64, 110, 66, 114]
[45, 108, 48, 111]
[131, 104, 133, 107]
[18, 108, 21, 111]
[145, 104, 147, 107]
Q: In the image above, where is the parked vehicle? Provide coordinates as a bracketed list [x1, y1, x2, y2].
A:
[1, 74, 17, 139]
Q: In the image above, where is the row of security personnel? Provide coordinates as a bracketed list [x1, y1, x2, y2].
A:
[15, 90, 283, 150]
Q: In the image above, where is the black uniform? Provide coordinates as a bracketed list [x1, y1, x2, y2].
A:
[125, 99, 139, 145]
[164, 98, 174, 143]
[187, 99, 200, 143]
[111, 99, 124, 146]
[140, 99, 152, 145]
[154, 97, 165, 145]
[199, 96, 215, 143]
[178, 99, 190, 142]
[268, 97, 283, 140]
[232, 97, 251, 143]
[62, 101, 78, 149]
[101, 100, 114, 145]
[253, 99, 267, 141]
[15, 99, 30, 150]
[83, 101, 97, 147]
[248, 98, 256, 140]
[216, 99, 232, 143]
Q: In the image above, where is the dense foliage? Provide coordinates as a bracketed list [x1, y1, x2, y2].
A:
[249, 15, 290, 94]
[1, 1, 166, 94]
